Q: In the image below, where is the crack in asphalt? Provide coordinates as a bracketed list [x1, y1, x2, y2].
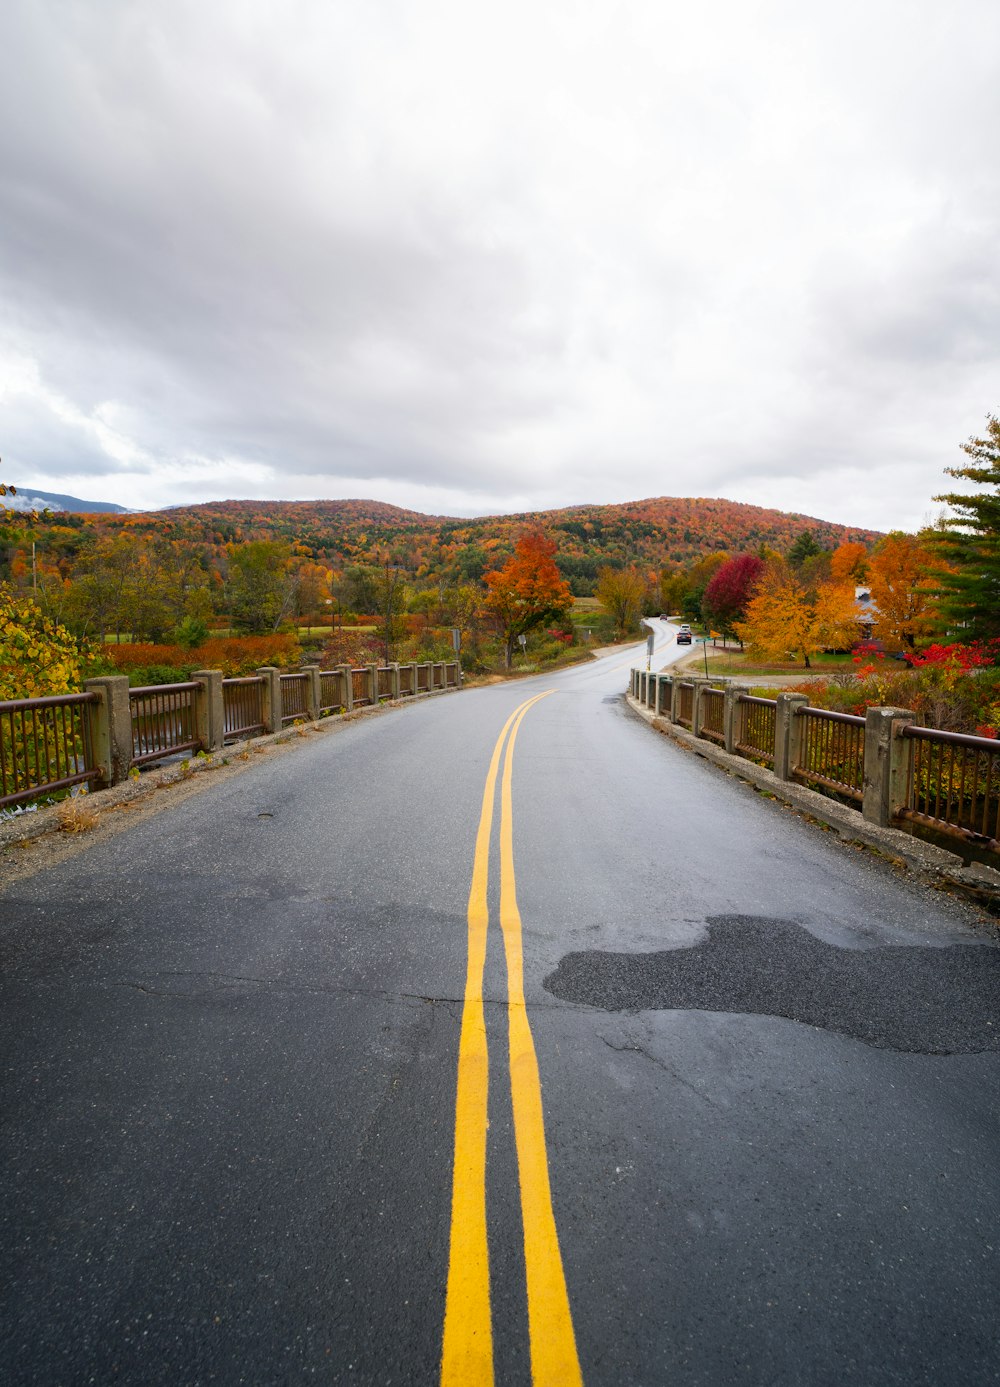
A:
[597, 1031, 721, 1106]
[108, 973, 577, 1012]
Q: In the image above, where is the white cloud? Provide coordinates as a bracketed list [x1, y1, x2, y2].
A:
[1, 0, 998, 532]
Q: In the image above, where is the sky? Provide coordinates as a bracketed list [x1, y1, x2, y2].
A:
[1, 0, 998, 533]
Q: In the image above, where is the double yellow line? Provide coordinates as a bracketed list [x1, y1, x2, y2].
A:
[441, 691, 583, 1387]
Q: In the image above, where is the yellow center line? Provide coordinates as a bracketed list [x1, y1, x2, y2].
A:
[499, 696, 583, 1387]
[441, 691, 554, 1386]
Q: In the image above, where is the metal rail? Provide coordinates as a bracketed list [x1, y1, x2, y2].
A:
[700, 687, 725, 743]
[0, 692, 100, 809]
[129, 683, 200, 767]
[793, 707, 865, 803]
[279, 672, 309, 723]
[222, 677, 266, 739]
[898, 725, 1000, 848]
[677, 681, 694, 728]
[735, 694, 776, 767]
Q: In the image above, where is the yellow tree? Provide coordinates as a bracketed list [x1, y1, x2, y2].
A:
[735, 559, 859, 668]
[596, 566, 647, 638]
[867, 532, 938, 651]
[1, 586, 86, 699]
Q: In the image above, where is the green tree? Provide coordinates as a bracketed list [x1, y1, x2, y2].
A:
[787, 530, 824, 567]
[228, 541, 294, 634]
[373, 558, 407, 662]
[929, 413, 1000, 639]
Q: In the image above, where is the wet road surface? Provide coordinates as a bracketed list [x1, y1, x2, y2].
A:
[2, 631, 998, 1385]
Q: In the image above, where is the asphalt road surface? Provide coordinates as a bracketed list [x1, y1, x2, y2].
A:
[2, 631, 999, 1386]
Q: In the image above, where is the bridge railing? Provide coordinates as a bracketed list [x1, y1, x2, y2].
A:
[0, 692, 101, 810]
[4, 661, 463, 813]
[631, 670, 999, 860]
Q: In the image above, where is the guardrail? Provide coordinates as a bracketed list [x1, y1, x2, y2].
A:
[279, 672, 310, 724]
[0, 692, 101, 810]
[794, 707, 865, 804]
[130, 682, 201, 767]
[629, 669, 999, 861]
[736, 695, 776, 767]
[899, 726, 1000, 852]
[4, 661, 462, 812]
[223, 676, 266, 739]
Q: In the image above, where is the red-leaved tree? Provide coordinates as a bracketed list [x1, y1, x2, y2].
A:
[701, 554, 765, 638]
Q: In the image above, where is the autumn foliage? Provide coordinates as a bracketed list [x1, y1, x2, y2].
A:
[483, 530, 572, 668]
[0, 585, 86, 699]
[101, 633, 301, 676]
[701, 555, 765, 637]
[735, 559, 859, 668]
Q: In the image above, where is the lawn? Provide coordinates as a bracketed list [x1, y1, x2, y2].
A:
[702, 649, 856, 676]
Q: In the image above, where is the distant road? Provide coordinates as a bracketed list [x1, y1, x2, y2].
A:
[2, 642, 998, 1385]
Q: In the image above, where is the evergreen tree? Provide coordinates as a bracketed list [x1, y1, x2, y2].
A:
[930, 414, 1000, 639]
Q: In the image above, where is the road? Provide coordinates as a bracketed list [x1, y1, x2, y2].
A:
[2, 632, 999, 1386]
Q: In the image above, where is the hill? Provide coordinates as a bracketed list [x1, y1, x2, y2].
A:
[110, 494, 881, 590]
[6, 487, 130, 514]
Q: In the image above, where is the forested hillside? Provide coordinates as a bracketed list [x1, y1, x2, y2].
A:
[70, 494, 879, 594]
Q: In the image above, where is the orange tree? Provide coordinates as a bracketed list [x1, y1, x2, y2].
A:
[867, 532, 938, 651]
[735, 557, 859, 668]
[483, 529, 572, 669]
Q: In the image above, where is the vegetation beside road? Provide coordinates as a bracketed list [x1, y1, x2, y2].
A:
[2, 412, 999, 727]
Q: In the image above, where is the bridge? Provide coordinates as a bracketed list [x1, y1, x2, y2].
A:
[1, 625, 998, 1385]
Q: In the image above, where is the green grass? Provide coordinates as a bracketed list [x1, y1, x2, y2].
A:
[702, 650, 855, 676]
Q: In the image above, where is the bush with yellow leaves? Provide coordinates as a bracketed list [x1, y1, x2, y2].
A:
[0, 585, 86, 701]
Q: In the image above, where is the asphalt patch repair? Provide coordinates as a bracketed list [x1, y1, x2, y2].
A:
[542, 914, 1000, 1054]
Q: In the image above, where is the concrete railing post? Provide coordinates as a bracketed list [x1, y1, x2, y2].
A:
[302, 664, 321, 721]
[670, 677, 682, 723]
[83, 675, 132, 787]
[339, 665, 354, 712]
[190, 669, 224, 752]
[691, 678, 709, 737]
[255, 667, 282, 733]
[390, 663, 401, 699]
[863, 707, 915, 828]
[367, 663, 378, 705]
[774, 693, 809, 781]
[724, 684, 750, 754]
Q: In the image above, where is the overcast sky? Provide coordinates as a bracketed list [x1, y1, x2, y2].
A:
[1, 1, 997, 532]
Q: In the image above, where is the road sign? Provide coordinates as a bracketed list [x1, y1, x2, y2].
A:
[646, 630, 655, 669]
[451, 627, 461, 654]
